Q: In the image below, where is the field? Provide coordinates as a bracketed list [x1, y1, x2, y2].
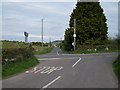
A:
[33, 46, 53, 55]
[2, 41, 27, 49]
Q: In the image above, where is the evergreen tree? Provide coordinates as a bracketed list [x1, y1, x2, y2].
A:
[64, 28, 74, 51]
[64, 1, 108, 51]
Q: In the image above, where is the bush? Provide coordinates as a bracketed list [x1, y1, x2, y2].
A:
[2, 47, 34, 65]
[2, 41, 35, 65]
[2, 41, 39, 78]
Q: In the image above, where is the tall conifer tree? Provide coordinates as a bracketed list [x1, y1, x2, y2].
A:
[64, 1, 108, 51]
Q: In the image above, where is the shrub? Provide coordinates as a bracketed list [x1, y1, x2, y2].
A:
[2, 41, 34, 65]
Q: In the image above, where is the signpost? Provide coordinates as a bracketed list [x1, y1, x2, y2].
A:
[24, 32, 29, 43]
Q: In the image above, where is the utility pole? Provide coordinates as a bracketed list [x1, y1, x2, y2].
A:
[73, 18, 76, 51]
[49, 37, 51, 47]
[41, 19, 43, 47]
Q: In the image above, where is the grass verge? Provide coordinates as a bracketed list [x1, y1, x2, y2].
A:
[33, 46, 53, 55]
[62, 45, 118, 54]
[2, 58, 39, 79]
[113, 54, 120, 81]
[67, 49, 118, 54]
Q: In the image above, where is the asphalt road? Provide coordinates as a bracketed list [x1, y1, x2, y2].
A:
[2, 47, 119, 88]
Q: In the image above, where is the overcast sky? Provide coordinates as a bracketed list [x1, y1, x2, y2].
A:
[1, 0, 119, 42]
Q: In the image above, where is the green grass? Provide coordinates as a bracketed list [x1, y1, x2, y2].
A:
[68, 49, 118, 54]
[33, 46, 53, 55]
[2, 58, 39, 79]
[113, 55, 120, 81]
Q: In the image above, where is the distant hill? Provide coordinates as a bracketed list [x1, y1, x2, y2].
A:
[51, 40, 63, 45]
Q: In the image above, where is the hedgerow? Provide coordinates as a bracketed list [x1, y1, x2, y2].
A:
[2, 41, 34, 65]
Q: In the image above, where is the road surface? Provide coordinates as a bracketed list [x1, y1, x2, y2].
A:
[2, 47, 118, 89]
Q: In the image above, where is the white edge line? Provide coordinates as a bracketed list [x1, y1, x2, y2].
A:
[38, 57, 79, 61]
[72, 58, 81, 68]
[38, 58, 61, 60]
[42, 76, 61, 88]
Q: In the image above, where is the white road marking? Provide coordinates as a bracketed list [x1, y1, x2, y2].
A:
[47, 67, 56, 74]
[25, 67, 39, 73]
[40, 67, 51, 74]
[55, 67, 63, 70]
[31, 67, 37, 73]
[72, 58, 81, 68]
[42, 76, 61, 88]
[47, 67, 63, 74]
[38, 58, 61, 60]
[26, 66, 63, 74]
[38, 57, 78, 61]
[34, 67, 47, 74]
[42, 67, 55, 74]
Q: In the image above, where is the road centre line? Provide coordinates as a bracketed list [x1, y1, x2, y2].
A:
[42, 76, 61, 88]
[72, 58, 81, 68]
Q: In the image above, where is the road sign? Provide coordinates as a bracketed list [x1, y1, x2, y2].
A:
[24, 32, 29, 43]
[24, 32, 29, 37]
